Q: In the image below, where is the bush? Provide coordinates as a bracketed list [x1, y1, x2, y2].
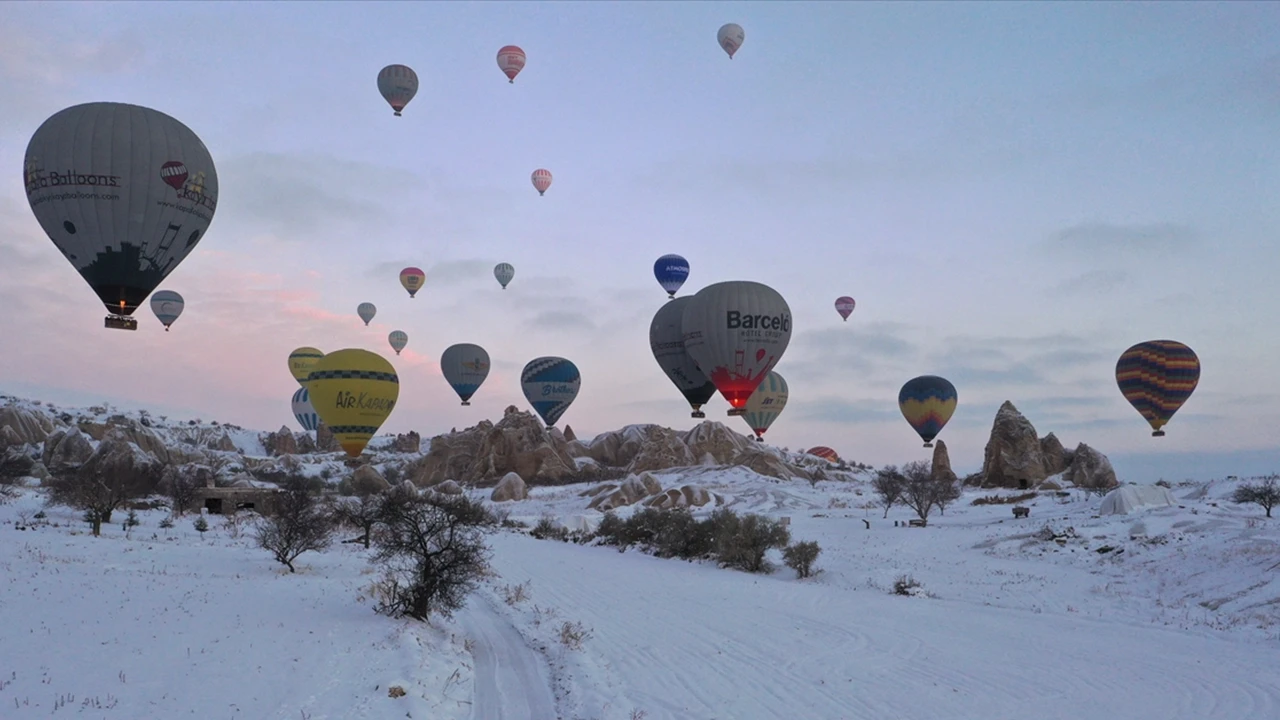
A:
[1232, 475, 1279, 518]
[531, 516, 570, 541]
[193, 516, 209, 533]
[713, 509, 791, 573]
[972, 492, 1038, 506]
[783, 541, 821, 579]
[893, 575, 922, 596]
[255, 476, 335, 572]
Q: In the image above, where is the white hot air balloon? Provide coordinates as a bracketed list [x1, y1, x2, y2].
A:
[388, 330, 408, 355]
[357, 302, 377, 326]
[742, 371, 788, 441]
[377, 64, 419, 116]
[292, 387, 320, 432]
[149, 290, 185, 331]
[496, 45, 527, 83]
[531, 169, 552, 196]
[24, 102, 218, 330]
[494, 262, 515, 289]
[717, 23, 745, 59]
[681, 280, 792, 416]
[440, 343, 491, 405]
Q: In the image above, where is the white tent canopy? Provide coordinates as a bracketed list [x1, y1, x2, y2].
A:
[1099, 484, 1177, 515]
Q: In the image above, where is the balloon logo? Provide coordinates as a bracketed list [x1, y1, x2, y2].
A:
[497, 45, 526, 83]
[654, 254, 690, 299]
[291, 387, 320, 432]
[357, 302, 377, 326]
[400, 267, 425, 298]
[531, 169, 553, 196]
[1115, 340, 1200, 437]
[377, 64, 419, 117]
[681, 281, 793, 416]
[650, 297, 718, 418]
[159, 161, 188, 191]
[898, 375, 957, 448]
[388, 330, 408, 356]
[742, 371, 788, 441]
[288, 347, 324, 389]
[441, 343, 491, 406]
[521, 356, 580, 427]
[149, 290, 184, 331]
[718, 23, 745, 59]
[305, 348, 400, 458]
[835, 296, 856, 321]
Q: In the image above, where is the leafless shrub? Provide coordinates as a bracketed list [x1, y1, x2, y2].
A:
[783, 541, 821, 579]
[871, 466, 905, 518]
[558, 620, 592, 650]
[502, 581, 530, 606]
[255, 475, 335, 572]
[1233, 475, 1279, 518]
[45, 445, 163, 536]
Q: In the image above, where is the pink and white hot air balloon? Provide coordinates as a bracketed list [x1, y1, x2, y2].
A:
[497, 45, 526, 84]
[835, 296, 856, 321]
[531, 168, 553, 196]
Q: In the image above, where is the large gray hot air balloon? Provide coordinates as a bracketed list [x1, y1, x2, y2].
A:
[440, 343, 491, 405]
[24, 102, 218, 330]
[377, 64, 419, 116]
[682, 281, 792, 416]
[494, 262, 515, 289]
[650, 297, 717, 418]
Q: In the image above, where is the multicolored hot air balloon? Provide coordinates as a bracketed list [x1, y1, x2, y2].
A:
[494, 262, 515, 289]
[149, 290, 184, 331]
[377, 64, 418, 117]
[682, 281, 793, 416]
[531, 169, 553, 196]
[305, 348, 399, 458]
[654, 254, 690, 299]
[807, 446, 840, 463]
[24, 102, 219, 330]
[288, 347, 324, 389]
[441, 343, 491, 406]
[357, 302, 377, 326]
[835, 296, 856, 322]
[650, 298, 718, 418]
[521, 357, 580, 427]
[717, 23, 745, 59]
[497, 45, 526, 83]
[400, 267, 425, 298]
[898, 375, 957, 448]
[742, 371, 788, 441]
[1115, 340, 1201, 437]
[291, 387, 320, 432]
[388, 330, 408, 355]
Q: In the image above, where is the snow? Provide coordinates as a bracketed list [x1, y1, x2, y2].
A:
[1099, 483, 1178, 515]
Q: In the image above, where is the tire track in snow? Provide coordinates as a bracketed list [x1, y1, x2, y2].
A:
[459, 595, 558, 720]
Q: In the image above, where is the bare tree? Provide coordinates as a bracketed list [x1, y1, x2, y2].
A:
[332, 493, 383, 548]
[1233, 475, 1279, 518]
[933, 475, 961, 516]
[255, 475, 334, 572]
[0, 446, 33, 503]
[898, 460, 953, 524]
[46, 443, 162, 536]
[872, 466, 905, 518]
[162, 464, 204, 517]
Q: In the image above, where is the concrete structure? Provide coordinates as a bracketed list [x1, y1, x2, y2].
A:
[192, 474, 280, 515]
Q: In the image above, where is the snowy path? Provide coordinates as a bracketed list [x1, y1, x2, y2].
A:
[459, 595, 559, 720]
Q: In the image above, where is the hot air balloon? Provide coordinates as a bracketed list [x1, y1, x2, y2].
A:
[377, 64, 418, 117]
[521, 357, 580, 427]
[807, 446, 840, 462]
[649, 297, 717, 418]
[357, 302, 377, 326]
[682, 281, 793, 416]
[1115, 340, 1200, 437]
[835, 296, 856, 322]
[898, 375, 957, 448]
[494, 262, 515, 289]
[531, 169, 552, 196]
[497, 45, 526, 83]
[717, 23, 745, 59]
[291, 387, 320, 432]
[388, 330, 408, 355]
[441, 343, 491, 405]
[149, 290, 184, 331]
[288, 347, 324, 389]
[400, 267, 425, 298]
[24, 102, 219, 330]
[654, 254, 690, 299]
[742, 371, 788, 441]
[305, 348, 399, 458]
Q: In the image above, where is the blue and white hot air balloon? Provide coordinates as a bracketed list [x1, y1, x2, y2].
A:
[149, 290, 185, 331]
[520, 356, 580, 427]
[653, 254, 690, 299]
[441, 343, 491, 405]
[291, 387, 320, 432]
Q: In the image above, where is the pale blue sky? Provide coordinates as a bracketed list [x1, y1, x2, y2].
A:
[2, 1, 1278, 481]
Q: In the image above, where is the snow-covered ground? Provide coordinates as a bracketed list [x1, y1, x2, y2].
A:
[2, 468, 1278, 719]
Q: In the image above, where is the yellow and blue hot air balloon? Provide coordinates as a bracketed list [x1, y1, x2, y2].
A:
[305, 349, 399, 458]
[898, 375, 957, 448]
[287, 347, 324, 389]
[1115, 340, 1200, 437]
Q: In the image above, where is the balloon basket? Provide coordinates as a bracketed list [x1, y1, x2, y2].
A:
[691, 411, 705, 419]
[1152, 430, 1165, 437]
[461, 401, 471, 406]
[727, 408, 746, 417]
[923, 442, 934, 448]
[104, 315, 138, 331]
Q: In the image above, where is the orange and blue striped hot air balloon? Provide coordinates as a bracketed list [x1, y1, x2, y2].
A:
[1115, 340, 1200, 437]
[898, 375, 957, 448]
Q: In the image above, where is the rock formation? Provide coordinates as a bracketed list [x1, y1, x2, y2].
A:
[976, 401, 1118, 491]
[931, 440, 957, 484]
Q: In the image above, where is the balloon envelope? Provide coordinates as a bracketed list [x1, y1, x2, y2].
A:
[24, 102, 219, 319]
[743, 371, 788, 440]
[288, 347, 324, 389]
[717, 23, 745, 58]
[521, 357, 580, 426]
[357, 302, 376, 325]
[440, 343, 491, 405]
[649, 297, 717, 418]
[306, 349, 399, 458]
[531, 169, 552, 196]
[1115, 340, 1200, 436]
[400, 267, 425, 298]
[388, 330, 408, 355]
[898, 375, 957, 447]
[149, 290, 184, 330]
[494, 262, 515, 289]
[654, 254, 690, 299]
[291, 387, 320, 432]
[807, 446, 840, 462]
[497, 45, 526, 83]
[377, 64, 418, 116]
[681, 281, 793, 415]
[835, 296, 856, 321]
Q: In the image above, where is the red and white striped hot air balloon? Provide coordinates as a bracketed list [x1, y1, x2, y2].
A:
[497, 45, 526, 84]
[531, 168, 553, 196]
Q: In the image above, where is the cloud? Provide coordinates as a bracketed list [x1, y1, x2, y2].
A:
[786, 322, 918, 380]
[0, 24, 143, 85]
[1049, 222, 1198, 254]
[1048, 269, 1129, 296]
[795, 397, 902, 425]
[426, 260, 493, 287]
[530, 311, 596, 332]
